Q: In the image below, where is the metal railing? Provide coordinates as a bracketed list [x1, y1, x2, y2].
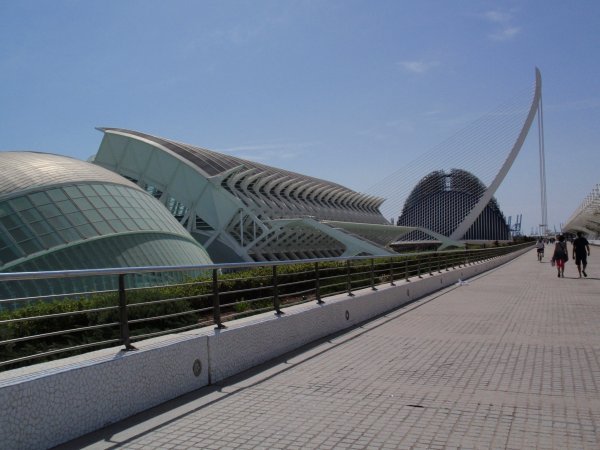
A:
[0, 243, 532, 371]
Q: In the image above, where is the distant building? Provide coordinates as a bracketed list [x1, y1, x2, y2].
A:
[93, 128, 451, 262]
[396, 169, 511, 243]
[0, 152, 213, 299]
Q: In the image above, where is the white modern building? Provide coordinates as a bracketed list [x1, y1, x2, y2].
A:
[93, 128, 455, 262]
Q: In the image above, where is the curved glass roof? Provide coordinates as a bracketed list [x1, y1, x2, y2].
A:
[0, 151, 132, 198]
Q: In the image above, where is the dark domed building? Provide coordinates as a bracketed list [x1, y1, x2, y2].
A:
[396, 169, 511, 242]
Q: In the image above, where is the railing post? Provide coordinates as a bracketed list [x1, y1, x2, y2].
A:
[389, 258, 395, 286]
[404, 258, 410, 282]
[428, 254, 433, 276]
[212, 269, 226, 329]
[315, 261, 324, 304]
[346, 260, 354, 296]
[118, 274, 136, 351]
[437, 253, 442, 273]
[370, 259, 377, 290]
[273, 265, 283, 314]
[417, 258, 423, 278]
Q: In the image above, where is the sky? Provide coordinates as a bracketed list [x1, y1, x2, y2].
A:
[1, 0, 598, 235]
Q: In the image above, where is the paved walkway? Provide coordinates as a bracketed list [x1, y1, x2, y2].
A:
[59, 246, 599, 449]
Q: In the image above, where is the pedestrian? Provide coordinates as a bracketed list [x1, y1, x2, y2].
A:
[572, 231, 591, 278]
[535, 238, 544, 262]
[552, 235, 569, 278]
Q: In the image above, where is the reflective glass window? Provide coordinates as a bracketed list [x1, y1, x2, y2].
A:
[0, 214, 21, 230]
[47, 189, 68, 202]
[112, 207, 128, 219]
[88, 196, 107, 208]
[76, 224, 98, 239]
[56, 200, 78, 214]
[48, 215, 72, 230]
[31, 220, 54, 235]
[83, 209, 103, 223]
[39, 232, 64, 248]
[21, 208, 43, 223]
[59, 227, 81, 242]
[29, 191, 51, 207]
[66, 212, 87, 227]
[98, 208, 117, 221]
[0, 246, 21, 264]
[93, 221, 114, 235]
[78, 185, 96, 197]
[0, 203, 13, 218]
[108, 219, 128, 233]
[91, 184, 109, 196]
[103, 196, 119, 208]
[9, 227, 31, 243]
[73, 197, 93, 211]
[64, 186, 84, 199]
[38, 203, 61, 219]
[20, 238, 43, 254]
[10, 196, 33, 211]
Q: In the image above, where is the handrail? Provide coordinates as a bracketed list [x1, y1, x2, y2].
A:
[0, 243, 533, 371]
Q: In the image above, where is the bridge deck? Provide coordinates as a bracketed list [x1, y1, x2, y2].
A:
[60, 246, 600, 449]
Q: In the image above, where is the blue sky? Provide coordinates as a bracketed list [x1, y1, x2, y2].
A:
[1, 0, 598, 235]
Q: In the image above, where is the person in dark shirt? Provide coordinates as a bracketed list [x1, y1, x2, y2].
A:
[572, 231, 591, 278]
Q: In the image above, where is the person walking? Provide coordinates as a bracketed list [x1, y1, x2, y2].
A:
[572, 231, 591, 278]
[536, 238, 545, 262]
[552, 235, 569, 278]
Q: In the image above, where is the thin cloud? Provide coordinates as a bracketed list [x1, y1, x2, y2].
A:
[481, 8, 521, 42]
[489, 26, 521, 41]
[484, 10, 512, 23]
[398, 60, 440, 74]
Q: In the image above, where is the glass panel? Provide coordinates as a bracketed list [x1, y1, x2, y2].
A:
[103, 197, 119, 208]
[64, 186, 83, 199]
[104, 185, 120, 196]
[59, 227, 81, 242]
[31, 220, 54, 235]
[83, 210, 103, 223]
[38, 203, 61, 219]
[20, 208, 43, 223]
[10, 196, 33, 211]
[115, 196, 132, 208]
[48, 215, 72, 230]
[20, 239, 43, 254]
[108, 219, 127, 233]
[88, 196, 107, 208]
[9, 227, 31, 243]
[66, 212, 87, 226]
[0, 203, 13, 218]
[73, 197, 93, 211]
[47, 189, 68, 202]
[29, 191, 51, 207]
[112, 207, 128, 219]
[91, 184, 109, 196]
[121, 218, 137, 230]
[0, 214, 21, 230]
[98, 208, 117, 220]
[78, 185, 96, 197]
[93, 221, 114, 235]
[76, 224, 98, 239]
[39, 232, 64, 248]
[0, 246, 21, 264]
[56, 200, 78, 214]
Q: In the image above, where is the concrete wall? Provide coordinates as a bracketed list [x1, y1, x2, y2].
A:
[0, 247, 530, 450]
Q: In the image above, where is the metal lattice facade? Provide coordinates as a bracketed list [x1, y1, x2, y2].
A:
[397, 169, 511, 242]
